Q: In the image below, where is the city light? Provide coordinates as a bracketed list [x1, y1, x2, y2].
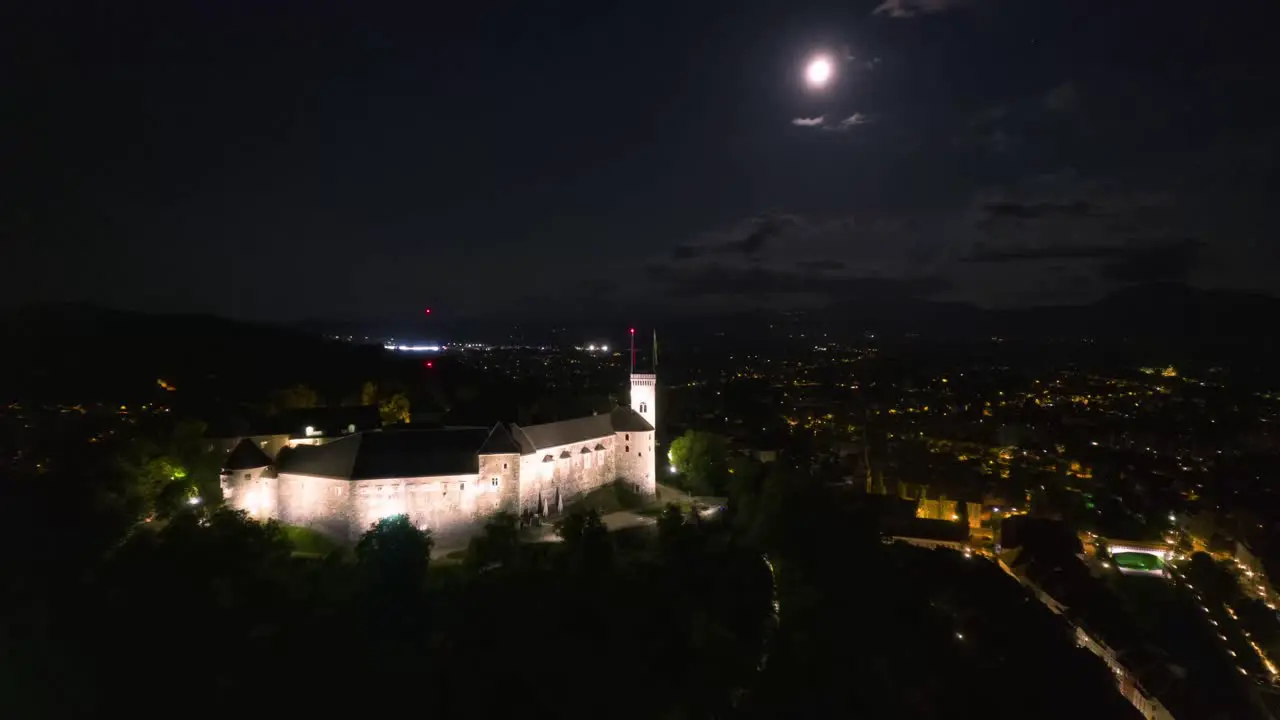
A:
[187, 496, 202, 505]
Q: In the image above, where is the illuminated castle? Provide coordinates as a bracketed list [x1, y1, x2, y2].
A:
[219, 373, 657, 543]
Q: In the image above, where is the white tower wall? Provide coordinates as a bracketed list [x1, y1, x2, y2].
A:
[630, 373, 656, 429]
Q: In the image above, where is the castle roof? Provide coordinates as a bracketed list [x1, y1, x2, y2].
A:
[276, 426, 489, 480]
[512, 406, 653, 452]
[477, 423, 522, 455]
[223, 438, 272, 470]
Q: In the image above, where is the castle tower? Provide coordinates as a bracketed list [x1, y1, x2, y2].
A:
[630, 372, 656, 429]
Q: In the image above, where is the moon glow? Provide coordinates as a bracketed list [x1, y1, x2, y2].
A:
[805, 56, 833, 88]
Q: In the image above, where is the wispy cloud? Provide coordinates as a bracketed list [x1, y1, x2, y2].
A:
[793, 113, 871, 131]
[1044, 81, 1082, 113]
[836, 112, 870, 129]
[872, 0, 966, 18]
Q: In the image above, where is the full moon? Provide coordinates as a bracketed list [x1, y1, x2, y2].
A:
[806, 56, 833, 88]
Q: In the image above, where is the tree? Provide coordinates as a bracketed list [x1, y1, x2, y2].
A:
[668, 430, 730, 496]
[356, 515, 432, 595]
[554, 509, 614, 576]
[360, 381, 379, 406]
[657, 504, 687, 557]
[467, 511, 521, 570]
[379, 392, 411, 425]
[273, 384, 318, 411]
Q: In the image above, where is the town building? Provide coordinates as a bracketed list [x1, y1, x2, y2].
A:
[219, 373, 657, 543]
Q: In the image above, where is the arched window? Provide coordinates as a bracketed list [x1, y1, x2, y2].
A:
[639, 401, 648, 414]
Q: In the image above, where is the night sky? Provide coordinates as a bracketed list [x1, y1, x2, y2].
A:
[7, 1, 1280, 323]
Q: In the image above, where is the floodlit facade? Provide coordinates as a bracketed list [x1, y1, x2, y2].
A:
[220, 373, 657, 543]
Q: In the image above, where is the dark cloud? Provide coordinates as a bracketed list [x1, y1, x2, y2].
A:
[673, 214, 799, 259]
[872, 0, 968, 18]
[963, 243, 1126, 263]
[797, 259, 848, 272]
[963, 236, 1204, 285]
[647, 262, 950, 304]
[1100, 238, 1204, 284]
[670, 244, 706, 260]
[1043, 81, 1082, 114]
[980, 200, 1094, 221]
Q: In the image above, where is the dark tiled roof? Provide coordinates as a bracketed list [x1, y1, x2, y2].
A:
[477, 423, 522, 455]
[276, 427, 490, 480]
[515, 415, 614, 452]
[513, 406, 653, 452]
[609, 406, 653, 432]
[223, 438, 272, 470]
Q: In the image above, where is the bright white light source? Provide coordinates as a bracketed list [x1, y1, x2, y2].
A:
[806, 56, 833, 88]
[669, 464, 678, 473]
[187, 496, 202, 506]
[588, 345, 597, 351]
[601, 345, 609, 352]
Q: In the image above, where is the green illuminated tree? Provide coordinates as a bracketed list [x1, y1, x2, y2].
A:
[379, 392, 411, 425]
[668, 430, 730, 496]
[356, 514, 432, 595]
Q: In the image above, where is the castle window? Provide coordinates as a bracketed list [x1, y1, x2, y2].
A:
[243, 473, 250, 481]
[460, 483, 466, 492]
[625, 434, 630, 441]
[503, 462, 508, 470]
[625, 445, 630, 453]
[639, 402, 647, 414]
[492, 477, 499, 488]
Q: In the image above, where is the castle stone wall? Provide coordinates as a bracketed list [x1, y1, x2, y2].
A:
[517, 434, 618, 514]
[478, 452, 521, 515]
[275, 473, 354, 540]
[615, 430, 656, 497]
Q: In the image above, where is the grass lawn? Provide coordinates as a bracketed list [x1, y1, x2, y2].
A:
[282, 525, 342, 558]
[567, 481, 649, 515]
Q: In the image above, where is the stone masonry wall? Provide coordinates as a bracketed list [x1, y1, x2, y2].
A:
[614, 430, 656, 497]
[478, 452, 521, 515]
[517, 434, 618, 514]
[275, 473, 354, 540]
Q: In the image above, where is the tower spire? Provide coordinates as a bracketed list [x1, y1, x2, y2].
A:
[653, 328, 658, 372]
[630, 327, 636, 373]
